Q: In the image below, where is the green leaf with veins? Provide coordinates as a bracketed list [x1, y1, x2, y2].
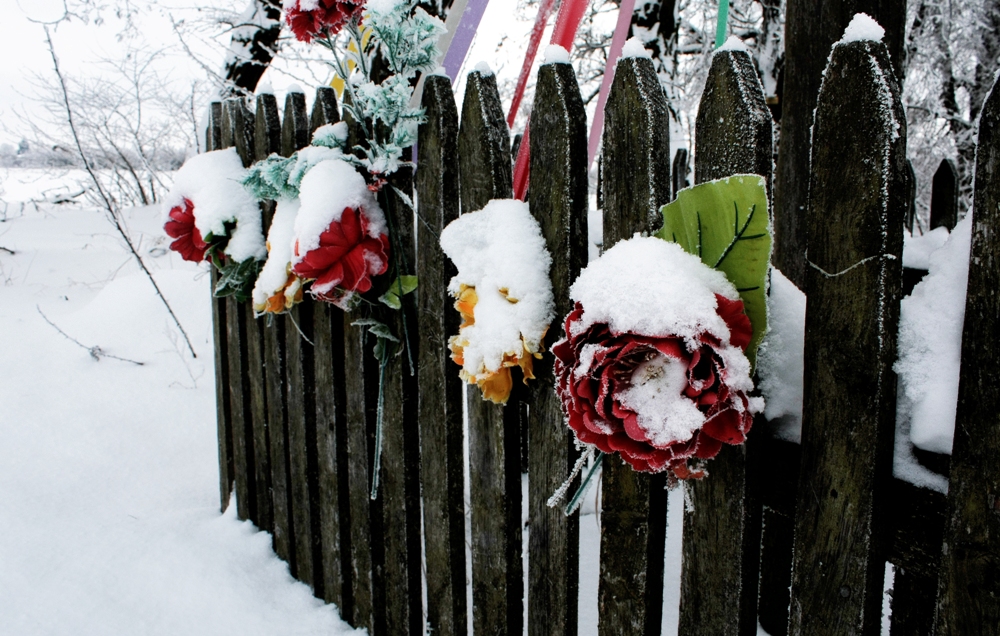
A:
[655, 174, 771, 370]
[378, 275, 418, 310]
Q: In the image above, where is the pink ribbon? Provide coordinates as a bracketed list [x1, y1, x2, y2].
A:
[507, 0, 558, 128]
[513, 0, 591, 200]
[587, 0, 635, 168]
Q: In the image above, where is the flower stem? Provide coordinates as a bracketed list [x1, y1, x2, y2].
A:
[564, 451, 605, 516]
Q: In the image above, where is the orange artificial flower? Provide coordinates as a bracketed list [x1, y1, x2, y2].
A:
[448, 284, 544, 404]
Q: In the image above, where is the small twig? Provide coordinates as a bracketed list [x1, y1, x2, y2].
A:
[37, 306, 144, 365]
[42, 26, 198, 359]
[0, 246, 14, 255]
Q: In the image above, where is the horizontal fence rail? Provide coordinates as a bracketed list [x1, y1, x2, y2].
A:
[204, 43, 1000, 636]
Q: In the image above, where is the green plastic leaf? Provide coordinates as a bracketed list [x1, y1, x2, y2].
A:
[654, 174, 771, 370]
[378, 275, 419, 310]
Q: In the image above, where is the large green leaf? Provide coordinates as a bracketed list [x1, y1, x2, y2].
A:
[655, 174, 771, 370]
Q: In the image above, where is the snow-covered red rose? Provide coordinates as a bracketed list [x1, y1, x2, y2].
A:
[162, 148, 266, 267]
[554, 237, 763, 478]
[164, 198, 208, 263]
[284, 0, 367, 43]
[291, 159, 390, 309]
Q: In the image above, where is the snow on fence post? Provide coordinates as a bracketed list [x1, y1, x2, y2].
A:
[597, 55, 671, 636]
[679, 45, 772, 636]
[264, 111, 294, 568]
[307, 87, 351, 611]
[373, 119, 424, 636]
[457, 68, 523, 636]
[526, 60, 588, 636]
[930, 158, 959, 231]
[280, 89, 324, 593]
[935, 75, 1000, 634]
[341, 92, 376, 632]
[773, 0, 905, 291]
[208, 102, 234, 513]
[221, 98, 258, 524]
[247, 92, 281, 537]
[788, 35, 906, 635]
[415, 73, 468, 636]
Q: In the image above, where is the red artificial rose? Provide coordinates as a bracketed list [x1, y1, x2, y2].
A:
[286, 0, 366, 43]
[553, 294, 755, 478]
[164, 198, 209, 263]
[292, 205, 390, 306]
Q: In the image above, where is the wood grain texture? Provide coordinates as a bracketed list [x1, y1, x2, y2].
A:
[223, 98, 255, 167]
[774, 0, 906, 288]
[680, 47, 772, 636]
[341, 103, 375, 632]
[672, 147, 690, 199]
[281, 91, 310, 157]
[930, 158, 958, 231]
[218, 105, 257, 523]
[458, 68, 523, 636]
[597, 55, 670, 636]
[308, 89, 349, 610]
[207, 103, 234, 512]
[265, 313, 295, 567]
[789, 39, 906, 636]
[527, 61, 587, 636]
[286, 301, 322, 593]
[935, 76, 1000, 636]
[246, 93, 282, 536]
[415, 74, 467, 636]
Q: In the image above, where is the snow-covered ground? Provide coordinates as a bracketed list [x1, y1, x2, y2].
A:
[0, 170, 360, 635]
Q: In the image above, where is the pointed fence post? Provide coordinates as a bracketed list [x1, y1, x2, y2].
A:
[527, 60, 588, 636]
[416, 74, 467, 636]
[458, 68, 522, 636]
[341, 92, 376, 631]
[930, 158, 959, 231]
[208, 102, 234, 513]
[680, 46, 772, 636]
[307, 87, 352, 611]
[598, 55, 671, 636]
[281, 89, 324, 594]
[788, 36, 907, 635]
[247, 92, 282, 536]
[935, 76, 1000, 635]
[221, 98, 258, 523]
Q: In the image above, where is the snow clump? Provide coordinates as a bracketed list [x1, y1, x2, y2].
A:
[756, 268, 806, 443]
[840, 13, 885, 43]
[543, 44, 571, 65]
[621, 37, 652, 60]
[252, 199, 302, 312]
[440, 199, 554, 380]
[163, 147, 266, 263]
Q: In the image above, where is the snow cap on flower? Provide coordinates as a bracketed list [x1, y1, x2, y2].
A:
[439, 199, 555, 403]
[291, 159, 389, 307]
[163, 148, 266, 263]
[253, 199, 305, 315]
[555, 236, 762, 478]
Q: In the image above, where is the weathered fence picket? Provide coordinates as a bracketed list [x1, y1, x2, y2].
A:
[679, 46, 772, 636]
[415, 73, 467, 636]
[458, 68, 523, 636]
[597, 54, 671, 636]
[935, 75, 1000, 634]
[930, 157, 959, 231]
[789, 36, 907, 634]
[221, 98, 257, 525]
[527, 59, 588, 636]
[199, 29, 1000, 634]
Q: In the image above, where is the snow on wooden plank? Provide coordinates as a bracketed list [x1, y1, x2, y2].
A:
[789, 35, 907, 635]
[597, 55, 670, 636]
[935, 73, 1000, 634]
[416, 74, 468, 636]
[680, 46, 771, 636]
[527, 61, 588, 636]
[458, 68, 524, 636]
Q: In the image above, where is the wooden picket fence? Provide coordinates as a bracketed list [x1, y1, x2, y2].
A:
[206, 35, 1000, 636]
